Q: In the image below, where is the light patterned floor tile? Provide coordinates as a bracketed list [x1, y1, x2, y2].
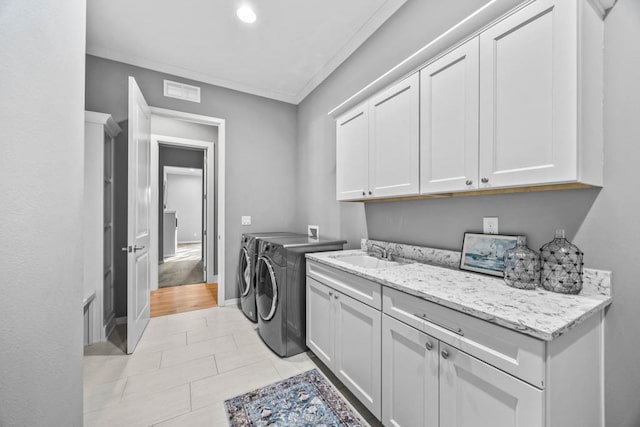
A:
[186, 321, 252, 345]
[232, 328, 263, 348]
[154, 402, 227, 427]
[143, 317, 208, 339]
[214, 342, 275, 374]
[83, 384, 190, 427]
[136, 331, 187, 354]
[84, 351, 162, 385]
[160, 335, 236, 368]
[83, 305, 377, 427]
[190, 359, 281, 410]
[123, 356, 217, 400]
[83, 377, 127, 413]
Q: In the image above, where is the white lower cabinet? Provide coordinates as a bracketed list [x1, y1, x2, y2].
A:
[307, 262, 605, 427]
[382, 315, 439, 427]
[306, 275, 382, 419]
[383, 314, 543, 427]
[439, 344, 544, 427]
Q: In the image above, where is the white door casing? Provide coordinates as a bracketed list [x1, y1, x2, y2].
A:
[149, 107, 225, 305]
[127, 77, 152, 354]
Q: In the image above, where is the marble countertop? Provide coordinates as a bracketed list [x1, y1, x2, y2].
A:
[306, 246, 612, 341]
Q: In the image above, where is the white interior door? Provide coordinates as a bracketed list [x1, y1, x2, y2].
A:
[127, 76, 152, 354]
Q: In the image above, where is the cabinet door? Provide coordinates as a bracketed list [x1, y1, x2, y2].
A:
[382, 315, 439, 427]
[369, 73, 420, 198]
[306, 278, 335, 367]
[420, 38, 479, 194]
[334, 291, 382, 419]
[336, 102, 369, 200]
[479, 0, 577, 188]
[439, 344, 544, 427]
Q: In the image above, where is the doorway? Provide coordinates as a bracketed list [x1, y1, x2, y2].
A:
[148, 107, 226, 311]
[159, 163, 204, 288]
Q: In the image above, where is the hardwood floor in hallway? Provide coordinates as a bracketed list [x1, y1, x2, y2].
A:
[151, 283, 218, 317]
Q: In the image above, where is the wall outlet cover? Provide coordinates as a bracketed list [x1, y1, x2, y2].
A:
[483, 217, 499, 234]
[241, 215, 251, 226]
[308, 225, 319, 240]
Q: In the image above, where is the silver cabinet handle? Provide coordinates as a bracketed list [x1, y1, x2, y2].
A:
[334, 294, 338, 299]
[329, 291, 333, 296]
[465, 179, 473, 186]
[441, 350, 449, 360]
[481, 177, 489, 183]
[362, 191, 365, 196]
[413, 313, 464, 336]
[425, 341, 433, 351]
[133, 245, 145, 252]
[368, 191, 372, 195]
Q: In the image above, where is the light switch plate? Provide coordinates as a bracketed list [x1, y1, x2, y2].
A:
[483, 217, 498, 234]
[241, 216, 251, 226]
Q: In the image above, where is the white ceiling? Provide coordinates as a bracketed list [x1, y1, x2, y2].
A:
[86, 0, 407, 104]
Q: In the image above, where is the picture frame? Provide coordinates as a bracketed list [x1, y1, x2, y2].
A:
[460, 232, 520, 277]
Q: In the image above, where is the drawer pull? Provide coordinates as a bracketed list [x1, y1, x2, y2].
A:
[414, 313, 464, 336]
[441, 350, 449, 360]
[425, 341, 433, 351]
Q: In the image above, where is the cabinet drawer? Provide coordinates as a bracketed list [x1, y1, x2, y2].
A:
[383, 287, 546, 388]
[306, 261, 381, 310]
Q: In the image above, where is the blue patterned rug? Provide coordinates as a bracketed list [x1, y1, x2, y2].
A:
[224, 369, 369, 427]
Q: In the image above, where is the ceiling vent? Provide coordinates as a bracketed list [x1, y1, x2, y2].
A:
[163, 80, 201, 103]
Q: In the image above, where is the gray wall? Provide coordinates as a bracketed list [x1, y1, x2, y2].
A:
[296, 0, 640, 425]
[166, 173, 203, 243]
[0, 0, 85, 425]
[86, 55, 299, 301]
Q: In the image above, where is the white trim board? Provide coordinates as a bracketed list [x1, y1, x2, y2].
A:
[148, 107, 226, 307]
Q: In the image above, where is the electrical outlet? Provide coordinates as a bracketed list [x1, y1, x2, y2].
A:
[308, 225, 319, 240]
[241, 216, 251, 226]
[483, 217, 499, 234]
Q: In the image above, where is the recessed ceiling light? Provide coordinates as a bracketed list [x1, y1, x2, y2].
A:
[236, 6, 257, 24]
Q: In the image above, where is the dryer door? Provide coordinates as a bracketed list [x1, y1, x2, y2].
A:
[238, 248, 252, 296]
[256, 256, 278, 321]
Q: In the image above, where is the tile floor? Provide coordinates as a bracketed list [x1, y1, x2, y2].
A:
[83, 305, 382, 426]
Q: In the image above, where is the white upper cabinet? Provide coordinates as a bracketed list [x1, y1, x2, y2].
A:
[369, 73, 420, 198]
[478, 0, 603, 189]
[420, 38, 480, 194]
[333, 0, 604, 201]
[336, 103, 369, 201]
[335, 73, 420, 201]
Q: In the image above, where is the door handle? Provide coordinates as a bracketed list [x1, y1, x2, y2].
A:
[133, 245, 145, 252]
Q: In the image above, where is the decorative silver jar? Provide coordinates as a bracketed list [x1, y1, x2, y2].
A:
[540, 229, 584, 294]
[503, 236, 540, 290]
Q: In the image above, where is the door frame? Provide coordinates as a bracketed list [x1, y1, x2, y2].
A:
[149, 107, 226, 306]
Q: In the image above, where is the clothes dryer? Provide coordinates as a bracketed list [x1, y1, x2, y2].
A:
[255, 236, 346, 357]
[236, 232, 303, 322]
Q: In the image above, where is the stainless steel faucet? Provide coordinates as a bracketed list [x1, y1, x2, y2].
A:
[370, 243, 388, 259]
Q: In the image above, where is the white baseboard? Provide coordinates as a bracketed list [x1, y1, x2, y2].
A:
[178, 240, 202, 244]
[224, 298, 239, 307]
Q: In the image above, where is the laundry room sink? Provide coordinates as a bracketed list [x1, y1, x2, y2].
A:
[333, 253, 409, 269]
